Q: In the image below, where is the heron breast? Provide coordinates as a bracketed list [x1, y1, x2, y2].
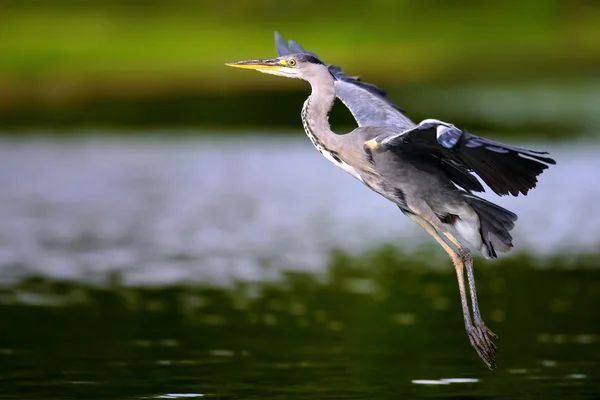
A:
[320, 147, 364, 183]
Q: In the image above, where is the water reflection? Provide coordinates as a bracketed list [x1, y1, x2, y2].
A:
[0, 136, 599, 398]
[0, 137, 599, 287]
[1, 251, 599, 399]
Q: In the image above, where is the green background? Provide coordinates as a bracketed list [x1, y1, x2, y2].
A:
[2, 0, 599, 133]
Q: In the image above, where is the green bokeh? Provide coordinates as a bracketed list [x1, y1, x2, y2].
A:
[1, 0, 599, 131]
[1, 249, 599, 398]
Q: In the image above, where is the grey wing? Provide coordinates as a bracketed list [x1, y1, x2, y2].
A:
[332, 72, 415, 130]
[377, 120, 556, 196]
[274, 31, 415, 131]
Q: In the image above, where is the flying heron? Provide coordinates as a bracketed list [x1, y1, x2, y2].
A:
[226, 32, 555, 369]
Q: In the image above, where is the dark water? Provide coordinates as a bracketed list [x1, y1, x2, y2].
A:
[0, 136, 599, 399]
[1, 257, 600, 399]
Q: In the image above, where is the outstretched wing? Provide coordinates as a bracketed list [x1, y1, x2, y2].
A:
[377, 121, 556, 196]
[274, 31, 415, 131]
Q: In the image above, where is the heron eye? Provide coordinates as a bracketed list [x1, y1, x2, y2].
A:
[288, 59, 296, 67]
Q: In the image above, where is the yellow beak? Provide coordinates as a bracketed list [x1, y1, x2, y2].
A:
[225, 59, 282, 71]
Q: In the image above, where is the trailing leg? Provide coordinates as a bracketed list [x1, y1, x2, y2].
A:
[406, 213, 473, 329]
[405, 206, 497, 368]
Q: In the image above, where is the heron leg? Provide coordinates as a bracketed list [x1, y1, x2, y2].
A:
[440, 231, 497, 368]
[441, 232, 488, 328]
[406, 208, 497, 368]
[405, 213, 472, 329]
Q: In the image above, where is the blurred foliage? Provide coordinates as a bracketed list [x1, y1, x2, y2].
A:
[0, 0, 599, 131]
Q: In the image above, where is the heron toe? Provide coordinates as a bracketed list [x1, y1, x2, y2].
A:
[467, 323, 498, 369]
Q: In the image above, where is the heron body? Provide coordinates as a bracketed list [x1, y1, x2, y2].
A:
[226, 32, 555, 369]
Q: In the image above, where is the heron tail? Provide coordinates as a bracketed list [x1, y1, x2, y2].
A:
[464, 195, 518, 259]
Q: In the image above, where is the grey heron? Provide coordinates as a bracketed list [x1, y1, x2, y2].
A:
[226, 32, 555, 369]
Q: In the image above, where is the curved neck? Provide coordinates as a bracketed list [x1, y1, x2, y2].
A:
[301, 70, 339, 150]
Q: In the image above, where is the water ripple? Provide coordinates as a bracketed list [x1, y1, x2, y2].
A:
[0, 136, 597, 287]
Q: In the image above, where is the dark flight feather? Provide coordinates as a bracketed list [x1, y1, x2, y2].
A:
[393, 127, 556, 196]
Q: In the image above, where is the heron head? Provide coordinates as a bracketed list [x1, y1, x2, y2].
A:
[225, 53, 325, 80]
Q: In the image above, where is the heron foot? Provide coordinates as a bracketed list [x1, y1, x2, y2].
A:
[467, 322, 497, 369]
